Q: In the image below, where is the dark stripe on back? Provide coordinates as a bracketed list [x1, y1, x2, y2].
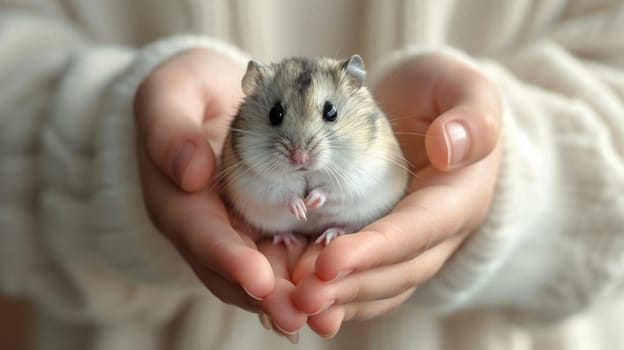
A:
[293, 58, 315, 95]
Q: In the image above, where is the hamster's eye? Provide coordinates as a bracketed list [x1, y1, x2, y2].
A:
[322, 101, 337, 122]
[269, 103, 284, 126]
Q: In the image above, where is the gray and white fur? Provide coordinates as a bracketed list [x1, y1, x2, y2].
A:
[219, 55, 409, 245]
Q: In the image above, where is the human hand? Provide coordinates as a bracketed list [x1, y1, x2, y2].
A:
[134, 48, 306, 335]
[290, 52, 503, 337]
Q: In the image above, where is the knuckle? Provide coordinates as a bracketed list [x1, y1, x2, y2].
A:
[422, 261, 443, 283]
[365, 229, 395, 267]
[372, 221, 402, 247]
[404, 262, 434, 290]
[403, 265, 422, 290]
[326, 235, 360, 268]
[342, 276, 363, 304]
[346, 302, 381, 322]
[480, 111, 500, 150]
[437, 194, 467, 235]
[345, 305, 365, 321]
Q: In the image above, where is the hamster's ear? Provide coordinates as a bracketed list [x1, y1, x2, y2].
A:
[341, 54, 366, 89]
[242, 60, 264, 96]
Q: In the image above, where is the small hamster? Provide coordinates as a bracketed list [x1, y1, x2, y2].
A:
[219, 55, 409, 246]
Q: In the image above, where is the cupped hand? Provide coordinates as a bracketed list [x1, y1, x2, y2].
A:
[134, 48, 306, 334]
[290, 52, 503, 337]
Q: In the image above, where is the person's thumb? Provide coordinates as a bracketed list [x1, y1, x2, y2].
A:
[425, 103, 500, 171]
[134, 80, 216, 192]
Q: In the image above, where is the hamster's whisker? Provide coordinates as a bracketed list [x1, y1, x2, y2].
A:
[384, 111, 435, 123]
[220, 147, 279, 193]
[211, 155, 243, 187]
[246, 154, 277, 177]
[263, 158, 281, 177]
[309, 127, 324, 140]
[227, 127, 266, 138]
[332, 160, 354, 195]
[308, 132, 326, 154]
[223, 159, 274, 194]
[215, 163, 251, 194]
[325, 161, 348, 199]
[393, 131, 431, 137]
[386, 115, 427, 123]
[325, 141, 353, 152]
[327, 161, 349, 189]
[386, 148, 415, 170]
[379, 154, 418, 178]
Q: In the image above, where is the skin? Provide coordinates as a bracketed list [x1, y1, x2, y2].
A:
[134, 49, 502, 341]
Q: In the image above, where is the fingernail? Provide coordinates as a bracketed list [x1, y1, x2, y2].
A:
[272, 321, 301, 343]
[310, 299, 335, 316]
[322, 330, 339, 339]
[286, 332, 300, 344]
[243, 287, 263, 301]
[258, 313, 272, 330]
[325, 269, 353, 283]
[172, 142, 195, 185]
[272, 321, 298, 336]
[445, 121, 469, 168]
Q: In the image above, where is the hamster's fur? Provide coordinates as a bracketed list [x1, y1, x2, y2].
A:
[219, 55, 408, 244]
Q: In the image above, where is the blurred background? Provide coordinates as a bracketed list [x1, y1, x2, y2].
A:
[0, 295, 32, 350]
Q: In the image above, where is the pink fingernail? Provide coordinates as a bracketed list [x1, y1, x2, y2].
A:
[172, 142, 195, 185]
[272, 321, 298, 336]
[286, 333, 300, 344]
[243, 287, 263, 301]
[310, 299, 335, 316]
[258, 313, 272, 330]
[325, 269, 353, 283]
[336, 269, 352, 280]
[445, 121, 469, 168]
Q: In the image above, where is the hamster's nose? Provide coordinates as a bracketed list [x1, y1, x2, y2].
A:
[290, 149, 312, 166]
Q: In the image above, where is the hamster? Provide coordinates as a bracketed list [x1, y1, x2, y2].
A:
[219, 55, 409, 247]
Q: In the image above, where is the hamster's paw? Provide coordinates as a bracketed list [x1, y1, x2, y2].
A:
[273, 233, 304, 249]
[315, 227, 345, 245]
[288, 195, 307, 221]
[304, 186, 328, 209]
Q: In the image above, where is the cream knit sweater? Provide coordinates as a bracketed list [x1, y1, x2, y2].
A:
[1, 1, 624, 349]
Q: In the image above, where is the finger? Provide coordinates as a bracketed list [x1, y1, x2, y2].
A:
[138, 142, 275, 299]
[341, 288, 414, 321]
[427, 66, 501, 171]
[314, 140, 502, 283]
[313, 178, 467, 282]
[291, 243, 324, 285]
[259, 279, 308, 336]
[258, 313, 300, 344]
[181, 204, 275, 300]
[306, 305, 344, 338]
[258, 238, 309, 280]
[294, 235, 464, 314]
[135, 76, 215, 192]
[258, 241, 308, 335]
[306, 288, 414, 338]
[190, 261, 261, 313]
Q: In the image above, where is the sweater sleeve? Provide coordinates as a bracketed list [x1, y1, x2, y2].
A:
[368, 14, 624, 324]
[0, 4, 250, 321]
[0, 4, 87, 296]
[42, 36, 249, 323]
